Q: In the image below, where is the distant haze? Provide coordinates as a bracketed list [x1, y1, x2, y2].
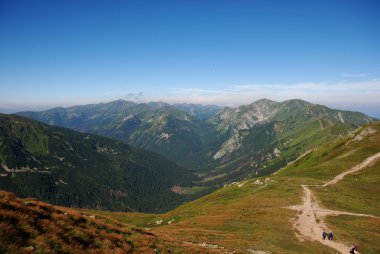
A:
[0, 97, 378, 120]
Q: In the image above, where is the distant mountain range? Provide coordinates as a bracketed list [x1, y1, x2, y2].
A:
[0, 114, 198, 212]
[18, 99, 376, 183]
[172, 103, 223, 120]
[17, 101, 210, 167]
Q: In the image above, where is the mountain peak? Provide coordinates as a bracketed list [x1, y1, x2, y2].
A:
[282, 99, 312, 106]
[250, 98, 276, 105]
[107, 99, 137, 106]
[256, 98, 276, 103]
[248, 98, 277, 107]
[147, 101, 171, 108]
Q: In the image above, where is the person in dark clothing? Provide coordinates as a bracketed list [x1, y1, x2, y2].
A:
[322, 231, 327, 240]
[349, 244, 358, 254]
[328, 232, 333, 240]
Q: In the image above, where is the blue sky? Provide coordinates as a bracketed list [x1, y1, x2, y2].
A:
[1, 0, 380, 117]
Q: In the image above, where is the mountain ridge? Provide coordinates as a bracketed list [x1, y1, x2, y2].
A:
[17, 99, 376, 184]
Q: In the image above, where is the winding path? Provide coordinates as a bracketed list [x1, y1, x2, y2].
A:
[288, 152, 380, 254]
[323, 152, 380, 187]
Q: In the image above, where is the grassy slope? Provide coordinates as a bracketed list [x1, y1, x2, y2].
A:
[93, 177, 329, 253]
[91, 122, 380, 253]
[279, 121, 380, 254]
[281, 121, 380, 216]
[0, 190, 219, 254]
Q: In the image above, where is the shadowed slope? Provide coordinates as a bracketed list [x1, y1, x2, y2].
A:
[0, 114, 198, 213]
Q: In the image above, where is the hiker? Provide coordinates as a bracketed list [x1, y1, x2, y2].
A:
[349, 244, 358, 254]
[322, 231, 327, 240]
[328, 232, 333, 240]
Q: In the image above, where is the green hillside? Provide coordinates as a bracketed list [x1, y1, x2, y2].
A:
[0, 114, 198, 213]
[92, 121, 380, 254]
[204, 99, 375, 181]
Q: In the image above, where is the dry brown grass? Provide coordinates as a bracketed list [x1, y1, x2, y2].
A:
[0, 190, 220, 254]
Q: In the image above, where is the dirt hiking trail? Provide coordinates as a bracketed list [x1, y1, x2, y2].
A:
[323, 152, 380, 187]
[288, 152, 380, 254]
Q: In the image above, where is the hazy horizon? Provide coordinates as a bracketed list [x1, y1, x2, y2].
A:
[1, 1, 379, 117]
[1, 97, 379, 120]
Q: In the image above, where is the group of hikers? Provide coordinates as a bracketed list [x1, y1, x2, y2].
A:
[322, 231, 359, 253]
[322, 231, 333, 241]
